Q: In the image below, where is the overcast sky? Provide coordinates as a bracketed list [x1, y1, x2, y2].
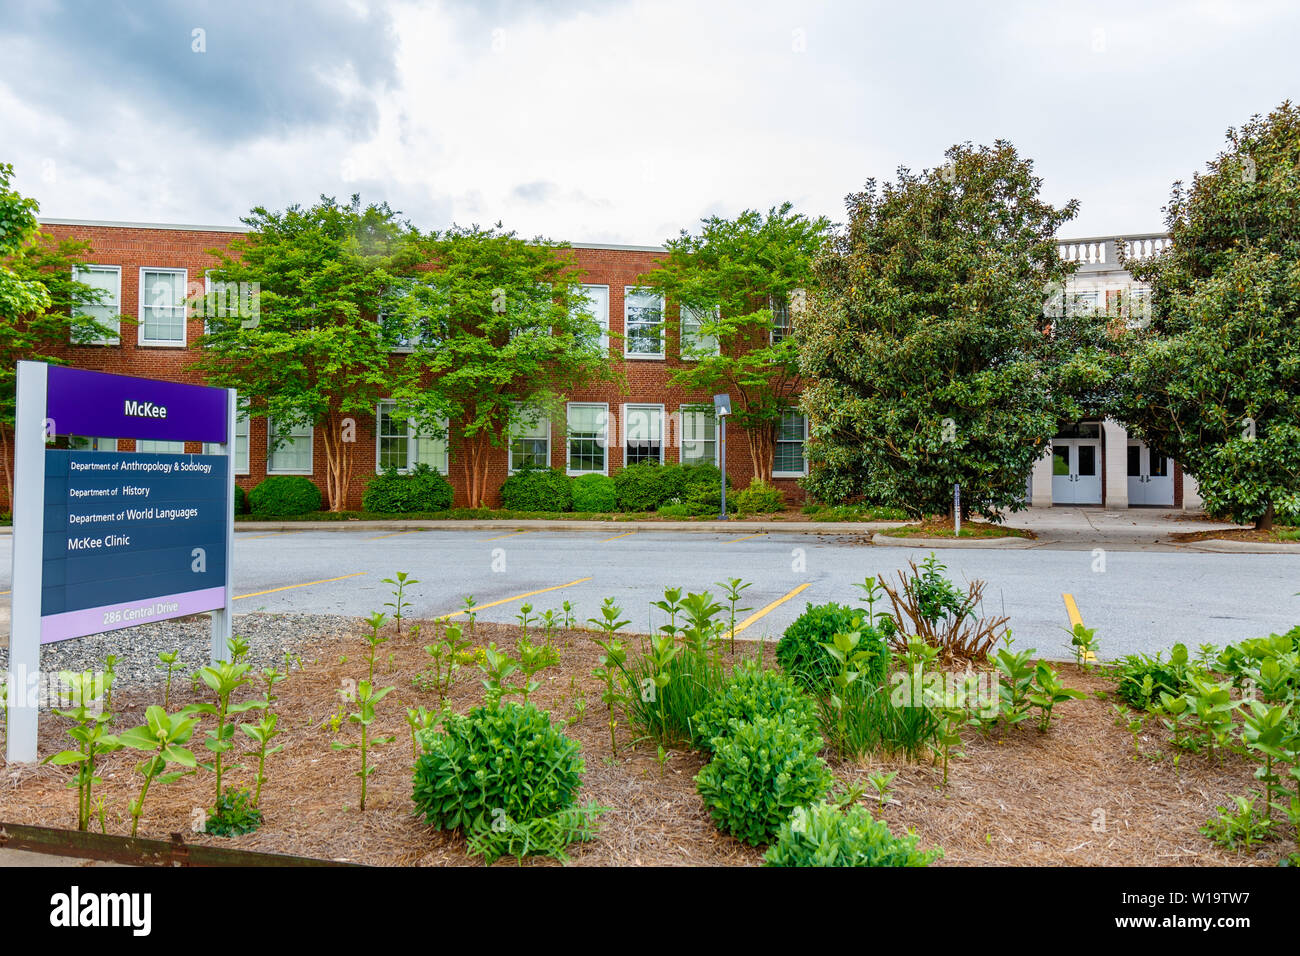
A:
[2, 0, 1296, 245]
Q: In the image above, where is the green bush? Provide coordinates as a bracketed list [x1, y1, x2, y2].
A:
[571, 473, 617, 512]
[248, 475, 322, 516]
[361, 464, 454, 513]
[735, 479, 786, 515]
[412, 701, 601, 862]
[1113, 643, 1193, 710]
[205, 787, 263, 836]
[233, 484, 247, 516]
[764, 801, 943, 867]
[694, 715, 832, 846]
[499, 465, 573, 512]
[691, 661, 819, 752]
[613, 461, 679, 511]
[777, 603, 888, 693]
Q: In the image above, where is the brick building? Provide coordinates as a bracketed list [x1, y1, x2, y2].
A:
[8, 218, 812, 511]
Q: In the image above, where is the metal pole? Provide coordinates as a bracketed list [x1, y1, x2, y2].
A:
[8, 361, 48, 763]
[953, 482, 961, 537]
[210, 388, 236, 665]
[719, 415, 728, 520]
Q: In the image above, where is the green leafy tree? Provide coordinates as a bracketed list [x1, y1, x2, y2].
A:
[636, 203, 831, 480]
[387, 224, 610, 508]
[1115, 102, 1300, 529]
[193, 194, 426, 511]
[1, 162, 121, 503]
[798, 141, 1082, 517]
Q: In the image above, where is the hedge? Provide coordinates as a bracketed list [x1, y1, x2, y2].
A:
[499, 465, 573, 512]
[571, 473, 617, 512]
[362, 465, 454, 513]
[248, 475, 322, 516]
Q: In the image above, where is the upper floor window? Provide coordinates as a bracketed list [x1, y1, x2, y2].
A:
[574, 284, 610, 353]
[679, 304, 720, 359]
[770, 293, 792, 345]
[139, 267, 188, 346]
[624, 287, 664, 359]
[72, 265, 121, 345]
[376, 400, 448, 474]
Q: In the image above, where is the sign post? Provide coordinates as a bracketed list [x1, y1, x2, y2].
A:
[953, 482, 962, 537]
[714, 394, 731, 521]
[6, 362, 235, 763]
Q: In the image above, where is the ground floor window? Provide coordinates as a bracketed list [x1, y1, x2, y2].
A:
[137, 440, 184, 453]
[268, 419, 313, 474]
[774, 409, 808, 477]
[203, 411, 250, 473]
[509, 408, 551, 471]
[624, 404, 663, 465]
[567, 403, 607, 475]
[376, 401, 448, 474]
[679, 404, 717, 466]
[68, 437, 117, 452]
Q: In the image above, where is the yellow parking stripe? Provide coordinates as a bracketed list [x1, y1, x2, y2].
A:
[369, 529, 427, 540]
[236, 571, 367, 600]
[438, 577, 593, 620]
[601, 531, 637, 543]
[1062, 592, 1096, 661]
[730, 582, 813, 638]
[480, 530, 533, 542]
[728, 532, 769, 543]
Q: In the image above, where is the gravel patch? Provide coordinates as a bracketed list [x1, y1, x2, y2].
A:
[0, 613, 364, 702]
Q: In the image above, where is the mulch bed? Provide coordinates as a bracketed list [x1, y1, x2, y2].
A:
[880, 518, 1035, 539]
[1170, 527, 1300, 544]
[0, 620, 1283, 866]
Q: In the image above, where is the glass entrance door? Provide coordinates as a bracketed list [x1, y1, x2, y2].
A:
[1051, 439, 1102, 505]
[1127, 441, 1173, 506]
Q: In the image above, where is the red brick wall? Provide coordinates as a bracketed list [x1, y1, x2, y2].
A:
[2, 223, 806, 512]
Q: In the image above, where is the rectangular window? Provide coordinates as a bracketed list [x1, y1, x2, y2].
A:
[509, 408, 551, 472]
[679, 404, 717, 466]
[203, 410, 250, 474]
[68, 437, 117, 452]
[623, 287, 664, 358]
[137, 440, 184, 453]
[624, 404, 664, 465]
[770, 294, 792, 345]
[566, 402, 608, 475]
[72, 265, 121, 345]
[267, 419, 314, 475]
[139, 267, 188, 345]
[680, 304, 719, 359]
[773, 409, 808, 477]
[375, 400, 448, 474]
[574, 284, 610, 352]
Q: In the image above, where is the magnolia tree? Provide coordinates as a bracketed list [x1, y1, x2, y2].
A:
[636, 203, 831, 481]
[194, 195, 426, 511]
[798, 141, 1088, 518]
[1115, 102, 1300, 529]
[387, 225, 609, 509]
[1, 162, 120, 504]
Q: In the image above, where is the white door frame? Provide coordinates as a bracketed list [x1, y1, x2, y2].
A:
[1051, 438, 1102, 505]
[1127, 441, 1173, 507]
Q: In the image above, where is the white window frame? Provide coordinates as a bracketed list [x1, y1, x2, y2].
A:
[508, 407, 553, 473]
[68, 437, 118, 452]
[678, 403, 718, 466]
[72, 264, 121, 345]
[136, 439, 185, 454]
[374, 400, 449, 475]
[266, 418, 314, 475]
[773, 409, 809, 478]
[622, 403, 665, 466]
[679, 304, 720, 360]
[575, 284, 610, 353]
[203, 410, 250, 475]
[566, 402, 609, 476]
[770, 292, 793, 346]
[623, 286, 665, 360]
[138, 266, 188, 346]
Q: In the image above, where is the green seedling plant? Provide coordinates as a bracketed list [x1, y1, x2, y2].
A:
[1240, 701, 1296, 824]
[1066, 623, 1100, 669]
[362, 611, 390, 682]
[820, 628, 874, 748]
[118, 705, 199, 836]
[156, 649, 182, 709]
[405, 705, 437, 760]
[867, 769, 898, 810]
[417, 622, 473, 703]
[539, 609, 560, 647]
[240, 713, 283, 808]
[852, 575, 887, 625]
[1028, 662, 1087, 732]
[1196, 643, 1220, 671]
[679, 591, 725, 653]
[715, 578, 753, 652]
[1112, 703, 1147, 759]
[44, 671, 121, 831]
[561, 600, 576, 629]
[192, 658, 265, 807]
[1179, 673, 1239, 762]
[651, 588, 684, 643]
[516, 637, 560, 702]
[516, 603, 535, 636]
[479, 643, 523, 706]
[461, 595, 478, 640]
[1201, 794, 1274, 851]
[228, 636, 250, 663]
[930, 706, 966, 788]
[993, 646, 1036, 727]
[588, 598, 631, 641]
[591, 638, 628, 755]
[382, 571, 418, 635]
[331, 679, 396, 811]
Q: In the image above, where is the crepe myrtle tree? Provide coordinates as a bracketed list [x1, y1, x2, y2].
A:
[386, 224, 611, 509]
[0, 162, 123, 503]
[635, 203, 831, 481]
[1114, 102, 1300, 530]
[193, 194, 427, 511]
[798, 141, 1084, 518]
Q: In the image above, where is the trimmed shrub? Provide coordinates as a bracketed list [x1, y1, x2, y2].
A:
[233, 484, 247, 516]
[571, 473, 617, 512]
[735, 479, 786, 515]
[613, 461, 679, 511]
[777, 602, 888, 692]
[412, 702, 600, 862]
[1113, 643, 1192, 710]
[695, 715, 832, 846]
[499, 465, 573, 512]
[361, 464, 453, 513]
[764, 801, 943, 867]
[248, 475, 321, 516]
[691, 661, 819, 752]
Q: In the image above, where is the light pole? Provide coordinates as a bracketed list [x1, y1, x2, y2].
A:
[714, 393, 731, 520]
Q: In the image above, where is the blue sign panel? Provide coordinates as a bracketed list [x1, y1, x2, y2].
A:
[40, 450, 229, 641]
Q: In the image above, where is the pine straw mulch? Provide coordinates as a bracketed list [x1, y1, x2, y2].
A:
[1170, 526, 1300, 544]
[878, 517, 1036, 539]
[0, 620, 1285, 867]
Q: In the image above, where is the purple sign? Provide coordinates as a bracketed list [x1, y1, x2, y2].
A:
[46, 366, 228, 444]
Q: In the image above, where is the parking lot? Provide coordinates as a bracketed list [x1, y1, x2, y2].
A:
[7, 527, 1293, 660]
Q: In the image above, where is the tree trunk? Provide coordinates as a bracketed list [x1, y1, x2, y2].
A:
[1255, 501, 1275, 532]
[320, 411, 353, 512]
[747, 424, 775, 483]
[461, 431, 491, 509]
[0, 424, 12, 512]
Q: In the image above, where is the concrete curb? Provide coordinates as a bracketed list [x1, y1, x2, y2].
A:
[1181, 538, 1300, 554]
[871, 532, 1035, 549]
[225, 518, 913, 535]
